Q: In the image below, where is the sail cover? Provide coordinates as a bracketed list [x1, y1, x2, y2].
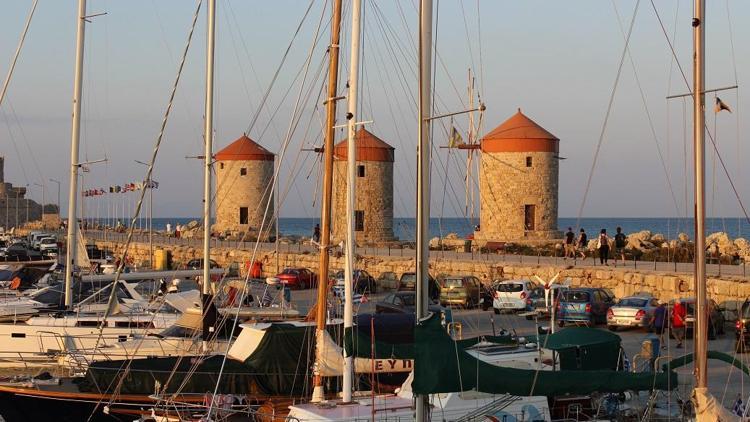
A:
[413, 313, 676, 396]
[75, 223, 91, 269]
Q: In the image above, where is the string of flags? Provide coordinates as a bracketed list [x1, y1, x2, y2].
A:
[83, 180, 159, 197]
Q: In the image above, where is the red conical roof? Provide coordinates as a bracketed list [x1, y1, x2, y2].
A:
[215, 134, 274, 161]
[481, 109, 559, 153]
[334, 127, 394, 162]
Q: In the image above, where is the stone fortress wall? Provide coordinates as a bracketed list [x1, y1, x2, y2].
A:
[96, 239, 750, 317]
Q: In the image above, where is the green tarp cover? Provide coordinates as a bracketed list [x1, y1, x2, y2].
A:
[243, 322, 317, 395]
[539, 327, 622, 371]
[662, 350, 750, 376]
[413, 314, 677, 396]
[81, 356, 264, 395]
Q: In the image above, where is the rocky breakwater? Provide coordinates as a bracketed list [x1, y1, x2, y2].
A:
[97, 239, 750, 319]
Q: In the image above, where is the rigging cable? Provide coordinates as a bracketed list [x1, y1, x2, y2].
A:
[575, 0, 641, 230]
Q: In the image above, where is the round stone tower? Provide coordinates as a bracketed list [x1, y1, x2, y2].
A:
[214, 134, 275, 239]
[332, 128, 396, 244]
[476, 109, 560, 241]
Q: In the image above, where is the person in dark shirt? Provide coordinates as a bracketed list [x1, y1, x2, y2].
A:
[577, 228, 588, 260]
[564, 227, 575, 260]
[312, 224, 321, 243]
[651, 302, 667, 346]
[614, 226, 627, 263]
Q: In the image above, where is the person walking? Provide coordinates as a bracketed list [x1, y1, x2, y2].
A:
[564, 227, 575, 260]
[672, 298, 687, 349]
[577, 228, 588, 260]
[614, 226, 627, 264]
[312, 224, 321, 243]
[651, 302, 667, 347]
[597, 228, 611, 266]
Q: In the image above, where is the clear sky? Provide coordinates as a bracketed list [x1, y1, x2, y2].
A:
[1, 0, 749, 221]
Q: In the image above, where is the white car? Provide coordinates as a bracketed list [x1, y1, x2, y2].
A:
[38, 237, 58, 255]
[492, 279, 539, 314]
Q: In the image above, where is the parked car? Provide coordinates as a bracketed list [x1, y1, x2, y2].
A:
[493, 279, 539, 314]
[376, 271, 399, 291]
[439, 275, 483, 308]
[606, 294, 658, 331]
[276, 267, 317, 290]
[375, 291, 447, 317]
[38, 237, 59, 256]
[524, 286, 565, 320]
[331, 269, 377, 296]
[675, 297, 725, 340]
[398, 272, 440, 301]
[185, 258, 221, 270]
[556, 288, 615, 327]
[30, 233, 52, 251]
[735, 299, 750, 352]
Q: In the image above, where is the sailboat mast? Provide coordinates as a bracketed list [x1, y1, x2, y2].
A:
[416, 0, 433, 420]
[312, 0, 343, 403]
[202, 0, 216, 352]
[692, 0, 707, 389]
[64, 0, 87, 309]
[343, 0, 362, 404]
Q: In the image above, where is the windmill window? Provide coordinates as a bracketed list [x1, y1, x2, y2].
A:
[220, 163, 224, 170]
[240, 167, 247, 176]
[526, 157, 532, 167]
[358, 165, 365, 177]
[239, 207, 249, 225]
[355, 210, 365, 231]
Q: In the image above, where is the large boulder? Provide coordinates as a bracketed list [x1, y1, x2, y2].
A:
[651, 233, 665, 245]
[735, 238, 750, 258]
[429, 237, 441, 249]
[707, 232, 737, 256]
[678, 232, 690, 243]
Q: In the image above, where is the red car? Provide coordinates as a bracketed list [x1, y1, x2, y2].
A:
[276, 268, 317, 290]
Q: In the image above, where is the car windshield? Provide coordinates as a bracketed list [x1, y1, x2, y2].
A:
[400, 294, 416, 306]
[41, 238, 55, 244]
[497, 283, 523, 292]
[282, 269, 299, 275]
[562, 291, 590, 302]
[619, 298, 648, 307]
[742, 302, 750, 319]
[401, 274, 416, 284]
[442, 278, 464, 288]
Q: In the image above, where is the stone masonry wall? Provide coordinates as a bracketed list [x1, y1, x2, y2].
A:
[214, 159, 274, 237]
[478, 151, 559, 241]
[97, 240, 750, 317]
[331, 160, 395, 244]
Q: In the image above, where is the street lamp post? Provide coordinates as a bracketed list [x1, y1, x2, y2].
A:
[33, 182, 45, 219]
[135, 160, 154, 268]
[49, 178, 61, 216]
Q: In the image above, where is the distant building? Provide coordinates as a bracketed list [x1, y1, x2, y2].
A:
[332, 128, 396, 243]
[214, 135, 275, 239]
[0, 156, 46, 229]
[476, 109, 560, 241]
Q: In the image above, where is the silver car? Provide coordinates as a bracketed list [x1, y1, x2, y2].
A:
[606, 294, 659, 331]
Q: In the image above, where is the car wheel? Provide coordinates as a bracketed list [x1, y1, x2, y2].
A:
[558, 320, 565, 328]
[608, 325, 617, 332]
[482, 302, 490, 311]
[525, 315, 533, 321]
[493, 308, 500, 315]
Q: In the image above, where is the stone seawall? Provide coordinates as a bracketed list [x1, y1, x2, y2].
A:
[96, 240, 750, 315]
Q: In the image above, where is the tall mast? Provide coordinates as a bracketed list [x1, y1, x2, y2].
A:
[202, 0, 216, 352]
[64, 0, 87, 309]
[416, 0, 433, 420]
[692, 0, 707, 389]
[343, 0, 362, 404]
[312, 0, 343, 403]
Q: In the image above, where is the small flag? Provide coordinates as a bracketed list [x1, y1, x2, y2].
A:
[448, 126, 464, 148]
[715, 97, 732, 113]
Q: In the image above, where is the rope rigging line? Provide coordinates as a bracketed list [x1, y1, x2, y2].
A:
[575, 0, 641, 230]
[611, 0, 682, 220]
[89, 0, 204, 412]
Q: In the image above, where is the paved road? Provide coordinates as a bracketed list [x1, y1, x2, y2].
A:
[86, 229, 750, 278]
[287, 287, 750, 407]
